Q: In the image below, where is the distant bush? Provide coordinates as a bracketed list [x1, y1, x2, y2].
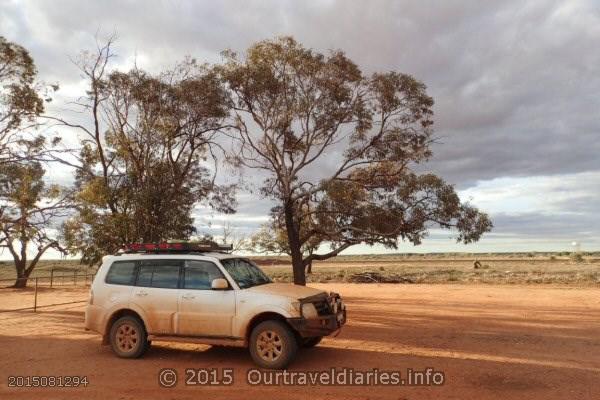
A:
[448, 271, 460, 282]
[570, 253, 584, 263]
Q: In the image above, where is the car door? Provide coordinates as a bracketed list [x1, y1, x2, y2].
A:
[177, 260, 236, 337]
[130, 259, 182, 335]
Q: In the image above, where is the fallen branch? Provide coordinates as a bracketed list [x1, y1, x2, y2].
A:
[347, 271, 414, 284]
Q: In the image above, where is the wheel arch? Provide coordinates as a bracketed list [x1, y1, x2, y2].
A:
[102, 308, 147, 345]
[245, 311, 295, 344]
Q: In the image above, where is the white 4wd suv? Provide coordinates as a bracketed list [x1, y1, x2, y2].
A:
[85, 244, 346, 369]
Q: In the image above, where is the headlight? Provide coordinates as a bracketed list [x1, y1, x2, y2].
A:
[291, 301, 301, 313]
[301, 303, 319, 319]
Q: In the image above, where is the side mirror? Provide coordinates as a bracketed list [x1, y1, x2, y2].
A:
[211, 278, 229, 290]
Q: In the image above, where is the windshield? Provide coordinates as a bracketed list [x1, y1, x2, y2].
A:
[220, 258, 272, 289]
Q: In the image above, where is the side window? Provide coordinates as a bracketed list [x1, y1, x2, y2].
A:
[105, 261, 136, 285]
[136, 264, 153, 287]
[152, 263, 181, 288]
[135, 260, 182, 289]
[184, 260, 226, 290]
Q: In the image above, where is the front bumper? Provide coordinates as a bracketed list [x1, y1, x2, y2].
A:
[287, 293, 347, 337]
[287, 309, 346, 337]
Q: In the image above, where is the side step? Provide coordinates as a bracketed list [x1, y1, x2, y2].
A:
[147, 335, 246, 348]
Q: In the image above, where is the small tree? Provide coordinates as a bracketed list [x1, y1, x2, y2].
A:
[0, 162, 71, 287]
[249, 212, 321, 274]
[221, 37, 492, 285]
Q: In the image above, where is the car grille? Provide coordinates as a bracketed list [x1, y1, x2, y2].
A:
[313, 300, 332, 316]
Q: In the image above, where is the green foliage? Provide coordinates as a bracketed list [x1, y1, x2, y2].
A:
[0, 36, 50, 171]
[0, 36, 44, 139]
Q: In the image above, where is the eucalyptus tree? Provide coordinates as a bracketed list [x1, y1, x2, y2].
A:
[0, 36, 68, 287]
[56, 39, 236, 264]
[220, 37, 492, 285]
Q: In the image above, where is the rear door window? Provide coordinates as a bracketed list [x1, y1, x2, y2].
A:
[135, 260, 183, 289]
[136, 264, 153, 287]
[105, 261, 136, 285]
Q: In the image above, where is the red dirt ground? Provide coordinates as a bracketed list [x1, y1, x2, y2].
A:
[1, 283, 599, 399]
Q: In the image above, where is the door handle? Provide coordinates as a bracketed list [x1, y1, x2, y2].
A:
[135, 291, 148, 297]
[182, 294, 195, 300]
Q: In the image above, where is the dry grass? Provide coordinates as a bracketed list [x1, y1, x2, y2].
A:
[258, 254, 600, 285]
[0, 260, 95, 284]
[1, 253, 599, 286]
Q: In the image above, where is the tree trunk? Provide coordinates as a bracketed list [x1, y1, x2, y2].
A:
[13, 277, 28, 288]
[292, 257, 306, 286]
[284, 201, 307, 286]
[13, 262, 30, 288]
[305, 262, 312, 274]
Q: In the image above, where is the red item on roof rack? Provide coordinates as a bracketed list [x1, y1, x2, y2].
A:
[122, 241, 232, 253]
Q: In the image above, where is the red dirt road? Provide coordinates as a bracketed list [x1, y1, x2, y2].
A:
[1, 283, 599, 399]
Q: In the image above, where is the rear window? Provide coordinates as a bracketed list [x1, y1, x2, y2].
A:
[105, 261, 136, 285]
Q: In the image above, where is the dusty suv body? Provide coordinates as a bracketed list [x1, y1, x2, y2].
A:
[85, 252, 346, 368]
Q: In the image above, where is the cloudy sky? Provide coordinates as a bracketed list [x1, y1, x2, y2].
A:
[2, 0, 599, 254]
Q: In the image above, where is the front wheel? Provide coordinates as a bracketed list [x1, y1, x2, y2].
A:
[249, 320, 298, 369]
[109, 316, 148, 358]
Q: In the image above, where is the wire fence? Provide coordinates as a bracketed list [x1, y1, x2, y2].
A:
[0, 269, 97, 312]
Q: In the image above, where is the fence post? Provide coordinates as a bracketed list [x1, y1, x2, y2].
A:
[34, 277, 38, 312]
[50, 269, 54, 288]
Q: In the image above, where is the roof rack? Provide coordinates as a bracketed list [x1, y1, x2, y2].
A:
[119, 241, 233, 254]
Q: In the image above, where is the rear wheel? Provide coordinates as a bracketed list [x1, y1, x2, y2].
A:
[249, 320, 298, 369]
[302, 336, 323, 348]
[109, 316, 148, 358]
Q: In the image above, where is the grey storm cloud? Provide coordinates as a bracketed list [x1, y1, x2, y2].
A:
[491, 212, 600, 240]
[2, 0, 599, 250]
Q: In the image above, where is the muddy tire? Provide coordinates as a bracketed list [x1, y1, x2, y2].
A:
[302, 336, 323, 348]
[109, 316, 148, 358]
[249, 320, 298, 369]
